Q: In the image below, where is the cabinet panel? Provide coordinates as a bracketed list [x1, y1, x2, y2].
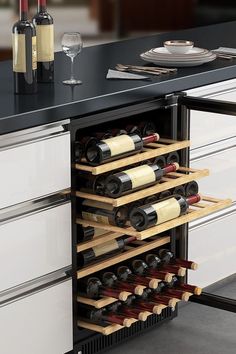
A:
[0, 133, 71, 209]
[189, 208, 236, 287]
[0, 203, 72, 292]
[0, 279, 73, 354]
[191, 144, 236, 202]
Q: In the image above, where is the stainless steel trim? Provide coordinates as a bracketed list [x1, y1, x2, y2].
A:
[0, 267, 72, 307]
[0, 192, 71, 225]
[191, 140, 236, 162]
[190, 204, 236, 231]
[185, 78, 236, 98]
[0, 120, 70, 150]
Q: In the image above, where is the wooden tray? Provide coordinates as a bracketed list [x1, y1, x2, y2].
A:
[77, 196, 232, 241]
[77, 296, 121, 309]
[77, 231, 124, 252]
[77, 235, 170, 279]
[77, 319, 137, 336]
[75, 139, 190, 175]
[76, 167, 209, 207]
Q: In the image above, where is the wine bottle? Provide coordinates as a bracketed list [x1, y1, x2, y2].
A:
[33, 0, 54, 83]
[172, 185, 185, 197]
[78, 277, 130, 301]
[12, 0, 37, 94]
[171, 277, 202, 295]
[77, 173, 108, 196]
[158, 249, 198, 270]
[101, 272, 144, 296]
[134, 289, 165, 315]
[166, 151, 180, 164]
[130, 194, 201, 231]
[130, 259, 173, 283]
[126, 121, 156, 137]
[85, 132, 160, 165]
[185, 181, 199, 197]
[152, 155, 167, 169]
[105, 163, 179, 198]
[158, 190, 171, 200]
[81, 199, 128, 227]
[107, 300, 148, 321]
[150, 282, 177, 307]
[116, 265, 159, 289]
[145, 254, 185, 278]
[77, 236, 136, 268]
[77, 225, 108, 243]
[78, 304, 134, 327]
[143, 195, 159, 205]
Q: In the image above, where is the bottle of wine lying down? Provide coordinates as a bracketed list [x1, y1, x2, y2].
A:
[145, 254, 186, 277]
[101, 271, 144, 296]
[85, 132, 160, 165]
[105, 163, 179, 198]
[77, 225, 108, 243]
[130, 194, 201, 231]
[158, 249, 198, 270]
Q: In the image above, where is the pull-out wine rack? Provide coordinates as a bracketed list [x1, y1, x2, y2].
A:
[71, 97, 233, 354]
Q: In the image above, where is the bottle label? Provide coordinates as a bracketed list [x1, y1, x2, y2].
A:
[124, 165, 156, 189]
[36, 24, 54, 62]
[32, 36, 37, 70]
[102, 135, 135, 157]
[82, 211, 110, 225]
[93, 240, 118, 257]
[12, 34, 26, 73]
[152, 198, 181, 225]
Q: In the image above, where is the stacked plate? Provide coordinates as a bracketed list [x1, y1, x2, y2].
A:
[140, 47, 217, 67]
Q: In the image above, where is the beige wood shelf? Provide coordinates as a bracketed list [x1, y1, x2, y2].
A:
[78, 320, 125, 336]
[76, 167, 209, 207]
[77, 196, 232, 241]
[77, 235, 170, 279]
[77, 296, 120, 309]
[77, 231, 124, 252]
[75, 139, 190, 175]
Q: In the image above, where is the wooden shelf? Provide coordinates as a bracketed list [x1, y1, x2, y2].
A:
[76, 167, 209, 207]
[77, 296, 120, 309]
[77, 196, 232, 241]
[77, 235, 170, 279]
[77, 231, 124, 252]
[75, 139, 190, 175]
[78, 320, 125, 336]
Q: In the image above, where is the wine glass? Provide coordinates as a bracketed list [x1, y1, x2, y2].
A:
[62, 32, 83, 85]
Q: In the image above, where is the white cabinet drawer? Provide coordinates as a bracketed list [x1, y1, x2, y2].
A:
[189, 207, 236, 287]
[0, 202, 72, 292]
[185, 79, 236, 150]
[0, 279, 73, 354]
[191, 143, 236, 202]
[0, 132, 70, 209]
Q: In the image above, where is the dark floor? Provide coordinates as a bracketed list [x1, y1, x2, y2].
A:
[106, 276, 236, 354]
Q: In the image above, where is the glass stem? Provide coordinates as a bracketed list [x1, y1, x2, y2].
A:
[71, 57, 75, 81]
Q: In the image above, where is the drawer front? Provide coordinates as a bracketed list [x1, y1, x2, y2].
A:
[0, 279, 73, 354]
[186, 80, 236, 150]
[0, 133, 71, 209]
[0, 202, 72, 292]
[191, 143, 236, 202]
[189, 208, 236, 287]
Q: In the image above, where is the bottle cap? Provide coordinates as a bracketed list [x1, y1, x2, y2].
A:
[134, 286, 145, 296]
[149, 279, 159, 289]
[191, 262, 198, 270]
[165, 273, 173, 283]
[177, 267, 186, 277]
[138, 312, 148, 321]
[194, 287, 202, 296]
[119, 291, 130, 302]
[182, 292, 190, 302]
[123, 318, 133, 328]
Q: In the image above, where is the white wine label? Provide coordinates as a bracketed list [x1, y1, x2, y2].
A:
[152, 198, 181, 225]
[125, 165, 156, 189]
[102, 135, 135, 157]
[82, 211, 110, 225]
[36, 24, 54, 62]
[93, 240, 118, 257]
[12, 34, 26, 73]
[32, 36, 37, 70]
[93, 228, 109, 238]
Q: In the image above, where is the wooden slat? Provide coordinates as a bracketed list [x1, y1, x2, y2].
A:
[76, 168, 209, 207]
[75, 140, 190, 175]
[77, 296, 119, 309]
[77, 320, 123, 335]
[77, 197, 232, 240]
[77, 236, 171, 279]
[77, 231, 124, 252]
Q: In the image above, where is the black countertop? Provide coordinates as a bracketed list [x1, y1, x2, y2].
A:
[1, 21, 236, 135]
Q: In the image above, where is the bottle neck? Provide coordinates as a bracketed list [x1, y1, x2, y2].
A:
[38, 0, 47, 12]
[142, 133, 159, 145]
[186, 194, 201, 206]
[20, 0, 28, 21]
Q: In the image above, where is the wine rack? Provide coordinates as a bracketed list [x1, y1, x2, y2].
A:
[77, 296, 125, 309]
[75, 139, 190, 175]
[77, 235, 170, 278]
[76, 166, 209, 207]
[78, 320, 138, 336]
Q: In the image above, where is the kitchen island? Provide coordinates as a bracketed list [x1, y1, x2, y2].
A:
[0, 22, 236, 354]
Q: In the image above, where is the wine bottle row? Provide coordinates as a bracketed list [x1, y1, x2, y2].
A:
[13, 0, 54, 94]
[80, 193, 201, 230]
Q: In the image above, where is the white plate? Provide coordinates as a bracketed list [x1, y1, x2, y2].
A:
[152, 47, 207, 56]
[149, 49, 214, 60]
[142, 53, 216, 63]
[140, 53, 217, 67]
